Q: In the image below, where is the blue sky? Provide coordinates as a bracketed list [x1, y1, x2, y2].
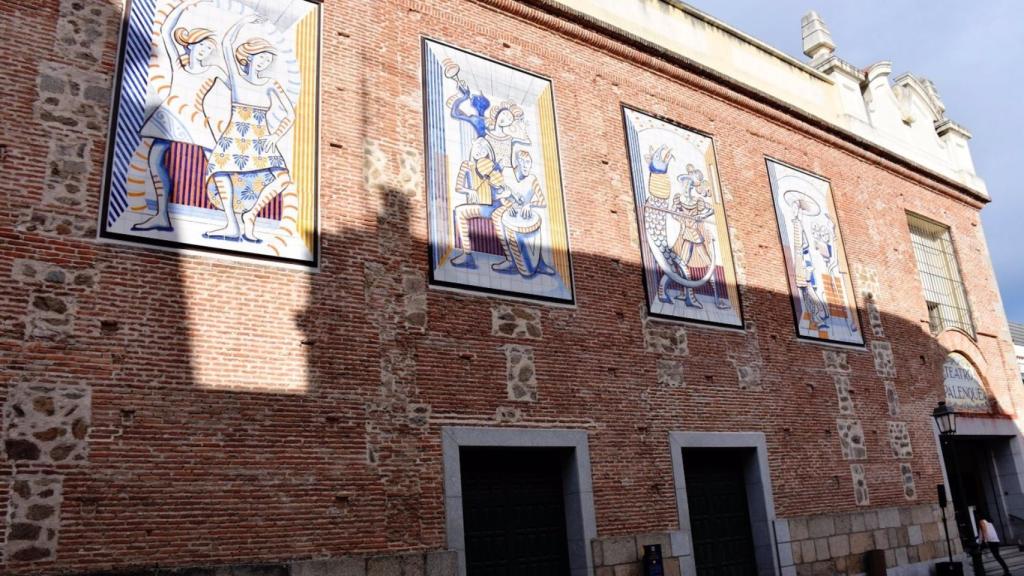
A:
[684, 0, 1024, 322]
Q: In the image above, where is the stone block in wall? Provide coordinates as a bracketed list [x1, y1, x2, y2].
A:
[5, 474, 63, 563]
[836, 419, 867, 460]
[851, 464, 869, 506]
[4, 382, 91, 464]
[921, 521, 939, 543]
[813, 538, 828, 561]
[11, 259, 97, 289]
[25, 292, 76, 340]
[14, 209, 97, 239]
[366, 554, 407, 576]
[865, 298, 885, 337]
[727, 321, 764, 391]
[735, 363, 762, 391]
[864, 511, 879, 530]
[850, 531, 874, 555]
[395, 146, 424, 197]
[215, 565, 289, 576]
[878, 507, 901, 528]
[503, 345, 537, 402]
[364, 140, 422, 197]
[850, 513, 866, 533]
[827, 534, 849, 557]
[832, 373, 854, 416]
[909, 504, 935, 526]
[424, 551, 457, 576]
[871, 341, 896, 378]
[908, 524, 923, 546]
[55, 0, 115, 67]
[808, 516, 835, 538]
[873, 528, 889, 549]
[600, 535, 637, 565]
[364, 139, 390, 192]
[668, 530, 690, 557]
[834, 514, 852, 534]
[657, 359, 684, 388]
[774, 519, 792, 543]
[887, 422, 913, 458]
[894, 546, 909, 566]
[402, 272, 427, 330]
[291, 558, 367, 576]
[592, 540, 604, 567]
[378, 349, 416, 403]
[491, 304, 542, 339]
[611, 563, 641, 576]
[822, 350, 850, 373]
[42, 137, 92, 208]
[641, 308, 688, 357]
[854, 264, 880, 299]
[494, 406, 522, 423]
[35, 61, 110, 134]
[884, 380, 901, 417]
[901, 464, 918, 500]
[789, 517, 809, 541]
[407, 404, 431, 428]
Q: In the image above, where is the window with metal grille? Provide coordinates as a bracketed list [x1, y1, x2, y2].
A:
[906, 213, 975, 336]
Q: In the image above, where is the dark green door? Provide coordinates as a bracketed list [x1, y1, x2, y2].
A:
[461, 447, 571, 576]
[684, 449, 758, 576]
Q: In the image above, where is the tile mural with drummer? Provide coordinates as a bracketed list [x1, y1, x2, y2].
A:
[422, 39, 574, 303]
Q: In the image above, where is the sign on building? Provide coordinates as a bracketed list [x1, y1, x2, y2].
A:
[943, 352, 990, 412]
[100, 0, 322, 265]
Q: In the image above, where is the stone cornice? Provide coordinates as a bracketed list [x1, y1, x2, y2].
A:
[479, 0, 989, 206]
[814, 55, 865, 82]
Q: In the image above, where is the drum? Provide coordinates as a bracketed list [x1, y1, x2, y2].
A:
[500, 210, 545, 276]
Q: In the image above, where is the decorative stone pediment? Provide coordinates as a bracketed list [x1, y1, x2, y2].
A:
[893, 73, 946, 125]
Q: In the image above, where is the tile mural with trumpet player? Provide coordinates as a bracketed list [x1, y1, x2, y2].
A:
[422, 39, 574, 303]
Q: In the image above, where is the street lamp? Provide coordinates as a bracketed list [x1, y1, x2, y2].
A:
[933, 401, 967, 576]
[933, 401, 958, 436]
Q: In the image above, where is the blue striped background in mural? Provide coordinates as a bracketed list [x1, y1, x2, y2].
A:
[108, 0, 157, 227]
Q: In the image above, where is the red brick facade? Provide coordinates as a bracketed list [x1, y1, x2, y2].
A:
[0, 0, 1019, 574]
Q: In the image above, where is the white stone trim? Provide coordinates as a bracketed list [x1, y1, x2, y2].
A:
[441, 427, 596, 576]
[669, 431, 779, 576]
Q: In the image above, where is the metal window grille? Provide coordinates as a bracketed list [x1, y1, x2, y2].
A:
[907, 214, 975, 336]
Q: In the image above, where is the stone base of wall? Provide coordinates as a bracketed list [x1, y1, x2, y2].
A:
[592, 531, 688, 575]
[66, 551, 457, 576]
[776, 504, 963, 575]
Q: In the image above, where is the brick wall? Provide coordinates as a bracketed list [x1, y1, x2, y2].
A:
[0, 0, 1019, 573]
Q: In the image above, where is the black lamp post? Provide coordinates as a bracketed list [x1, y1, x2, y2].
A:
[933, 401, 969, 576]
[934, 401, 957, 436]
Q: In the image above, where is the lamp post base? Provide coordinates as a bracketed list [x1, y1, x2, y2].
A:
[935, 561, 964, 575]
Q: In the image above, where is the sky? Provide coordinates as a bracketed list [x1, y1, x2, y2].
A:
[684, 0, 1024, 322]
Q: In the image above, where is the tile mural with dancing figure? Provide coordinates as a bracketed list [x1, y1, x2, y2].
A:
[100, 0, 321, 265]
[623, 107, 742, 327]
[767, 159, 863, 344]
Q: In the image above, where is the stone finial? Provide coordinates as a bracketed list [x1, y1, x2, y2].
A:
[801, 11, 836, 61]
[919, 77, 947, 118]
